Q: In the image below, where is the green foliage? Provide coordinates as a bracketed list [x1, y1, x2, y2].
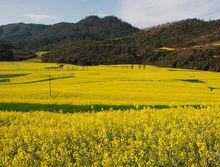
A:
[0, 40, 38, 61]
[154, 47, 220, 71]
[0, 40, 14, 61]
[42, 40, 139, 65]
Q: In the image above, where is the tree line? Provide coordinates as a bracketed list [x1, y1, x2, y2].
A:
[0, 40, 37, 61]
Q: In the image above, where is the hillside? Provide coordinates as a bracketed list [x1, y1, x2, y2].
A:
[0, 16, 139, 51]
[43, 18, 220, 71]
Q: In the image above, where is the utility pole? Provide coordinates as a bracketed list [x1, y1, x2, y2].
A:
[49, 75, 52, 97]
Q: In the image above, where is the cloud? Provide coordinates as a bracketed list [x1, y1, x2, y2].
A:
[25, 14, 61, 21]
[118, 0, 220, 28]
[97, 13, 110, 18]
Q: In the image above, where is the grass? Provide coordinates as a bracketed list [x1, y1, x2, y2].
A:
[0, 73, 30, 78]
[0, 102, 171, 113]
[0, 79, 10, 83]
[178, 79, 206, 83]
[1, 76, 74, 85]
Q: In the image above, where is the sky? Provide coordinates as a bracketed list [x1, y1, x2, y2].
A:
[0, 0, 220, 28]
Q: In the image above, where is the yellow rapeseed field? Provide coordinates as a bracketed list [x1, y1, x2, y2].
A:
[1, 61, 220, 166]
[1, 107, 220, 166]
[0, 61, 220, 106]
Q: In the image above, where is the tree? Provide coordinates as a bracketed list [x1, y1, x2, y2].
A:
[0, 41, 14, 61]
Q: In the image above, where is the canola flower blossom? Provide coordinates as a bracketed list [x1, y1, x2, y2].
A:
[1, 61, 220, 166]
[1, 62, 220, 106]
[1, 107, 220, 166]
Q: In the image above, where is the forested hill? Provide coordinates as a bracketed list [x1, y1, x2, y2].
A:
[134, 18, 220, 48]
[43, 18, 220, 71]
[0, 16, 139, 50]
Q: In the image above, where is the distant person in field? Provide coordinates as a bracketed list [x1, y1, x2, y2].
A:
[139, 64, 141, 70]
[59, 64, 64, 70]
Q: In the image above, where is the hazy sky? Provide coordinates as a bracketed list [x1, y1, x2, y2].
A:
[0, 0, 220, 28]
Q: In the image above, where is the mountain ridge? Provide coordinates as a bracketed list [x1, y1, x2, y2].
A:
[0, 15, 139, 50]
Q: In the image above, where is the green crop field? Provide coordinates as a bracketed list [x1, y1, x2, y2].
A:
[1, 60, 220, 166]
